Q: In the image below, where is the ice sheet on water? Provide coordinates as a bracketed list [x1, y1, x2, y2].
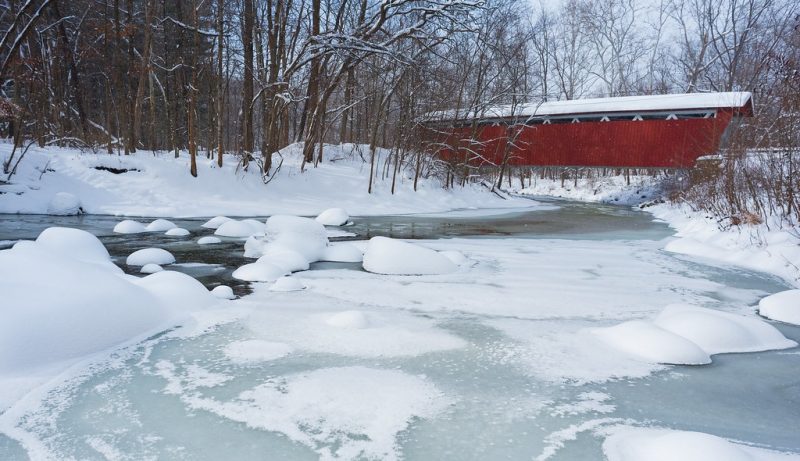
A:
[223, 340, 293, 364]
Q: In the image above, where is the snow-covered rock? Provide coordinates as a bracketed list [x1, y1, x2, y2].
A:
[140, 263, 163, 274]
[211, 285, 235, 300]
[321, 243, 363, 262]
[759, 290, 800, 325]
[654, 304, 796, 354]
[34, 227, 119, 272]
[269, 276, 306, 292]
[232, 262, 288, 282]
[145, 218, 177, 232]
[46, 192, 82, 215]
[593, 320, 711, 365]
[126, 248, 176, 266]
[113, 219, 147, 234]
[316, 207, 350, 226]
[165, 227, 190, 237]
[215, 219, 264, 238]
[362, 236, 457, 275]
[201, 216, 233, 229]
[326, 310, 370, 329]
[256, 245, 310, 272]
[133, 271, 217, 311]
[265, 215, 329, 261]
[197, 236, 222, 245]
[603, 427, 800, 461]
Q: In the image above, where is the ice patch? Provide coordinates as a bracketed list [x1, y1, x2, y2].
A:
[550, 392, 616, 417]
[223, 340, 293, 363]
[362, 236, 457, 275]
[113, 219, 147, 234]
[316, 207, 350, 226]
[326, 310, 370, 329]
[126, 247, 176, 266]
[759, 290, 800, 325]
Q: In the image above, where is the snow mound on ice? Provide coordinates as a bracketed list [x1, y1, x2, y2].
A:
[211, 285, 235, 299]
[321, 243, 363, 262]
[133, 270, 216, 311]
[46, 192, 82, 215]
[0, 241, 170, 373]
[440, 250, 469, 266]
[326, 310, 370, 329]
[215, 219, 264, 238]
[316, 207, 350, 226]
[592, 320, 711, 365]
[126, 248, 176, 266]
[145, 218, 177, 232]
[654, 304, 796, 354]
[202, 216, 233, 229]
[165, 227, 190, 237]
[140, 263, 163, 274]
[256, 245, 310, 272]
[232, 262, 288, 282]
[759, 290, 800, 326]
[191, 366, 451, 461]
[362, 236, 457, 275]
[113, 219, 147, 234]
[223, 340, 293, 363]
[265, 215, 329, 261]
[197, 236, 221, 245]
[35, 227, 119, 272]
[269, 276, 306, 292]
[603, 426, 800, 461]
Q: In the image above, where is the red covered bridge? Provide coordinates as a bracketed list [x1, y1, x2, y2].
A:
[422, 92, 753, 169]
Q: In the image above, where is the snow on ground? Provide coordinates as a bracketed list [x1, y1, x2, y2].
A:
[0, 142, 537, 217]
[759, 290, 800, 325]
[602, 426, 800, 461]
[514, 173, 664, 205]
[362, 236, 457, 275]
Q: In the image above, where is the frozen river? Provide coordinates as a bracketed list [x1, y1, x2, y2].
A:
[1, 200, 798, 460]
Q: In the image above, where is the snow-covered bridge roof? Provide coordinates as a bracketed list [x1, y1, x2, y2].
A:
[424, 92, 753, 123]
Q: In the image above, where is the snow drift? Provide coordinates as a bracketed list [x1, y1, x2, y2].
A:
[362, 236, 457, 275]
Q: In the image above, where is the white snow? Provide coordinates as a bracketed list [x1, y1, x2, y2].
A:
[34, 227, 119, 273]
[269, 276, 306, 292]
[593, 320, 711, 365]
[362, 236, 457, 275]
[133, 270, 217, 311]
[316, 207, 350, 226]
[214, 219, 264, 238]
[603, 427, 800, 461]
[201, 216, 233, 229]
[759, 290, 800, 325]
[320, 242, 363, 262]
[232, 262, 288, 282]
[165, 227, 190, 237]
[440, 250, 469, 266]
[255, 245, 310, 272]
[326, 310, 370, 329]
[197, 236, 221, 245]
[185, 366, 451, 461]
[113, 219, 147, 234]
[145, 218, 177, 232]
[654, 304, 796, 355]
[223, 340, 293, 363]
[211, 285, 236, 300]
[264, 215, 329, 262]
[46, 192, 81, 215]
[140, 263, 163, 274]
[126, 248, 176, 266]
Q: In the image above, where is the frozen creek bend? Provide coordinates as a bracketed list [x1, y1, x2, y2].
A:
[1, 201, 799, 461]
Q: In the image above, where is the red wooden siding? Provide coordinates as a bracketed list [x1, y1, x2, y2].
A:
[435, 109, 737, 168]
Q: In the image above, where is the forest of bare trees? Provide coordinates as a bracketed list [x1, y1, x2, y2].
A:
[0, 0, 798, 223]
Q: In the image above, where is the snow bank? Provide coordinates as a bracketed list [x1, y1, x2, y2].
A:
[316, 207, 350, 226]
[320, 243, 363, 262]
[201, 216, 233, 229]
[211, 285, 235, 299]
[215, 219, 264, 238]
[46, 192, 82, 215]
[188, 366, 451, 460]
[165, 227, 190, 237]
[593, 320, 711, 365]
[145, 218, 177, 232]
[264, 215, 328, 261]
[133, 271, 217, 311]
[113, 219, 147, 234]
[126, 248, 176, 266]
[654, 304, 796, 354]
[362, 236, 457, 275]
[232, 262, 288, 282]
[269, 276, 306, 292]
[197, 236, 221, 245]
[603, 427, 800, 461]
[140, 263, 163, 274]
[223, 340, 293, 363]
[34, 227, 119, 273]
[759, 290, 800, 325]
[326, 310, 370, 329]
